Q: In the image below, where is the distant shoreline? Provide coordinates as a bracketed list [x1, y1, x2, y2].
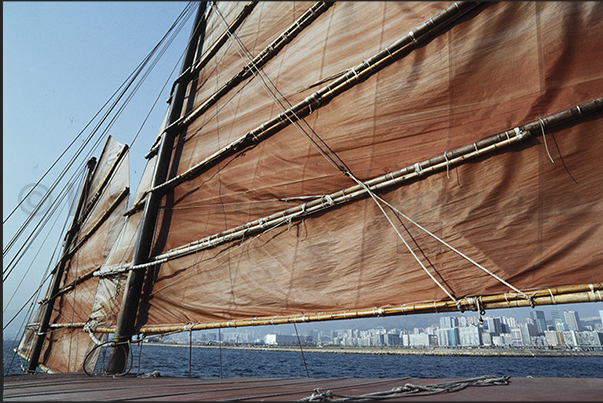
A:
[142, 343, 603, 357]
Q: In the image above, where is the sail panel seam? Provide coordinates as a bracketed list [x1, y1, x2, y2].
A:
[147, 1, 485, 189]
[91, 97, 603, 277]
[146, 1, 332, 159]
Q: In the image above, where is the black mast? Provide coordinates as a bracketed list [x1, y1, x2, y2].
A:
[26, 157, 98, 373]
[106, 1, 207, 374]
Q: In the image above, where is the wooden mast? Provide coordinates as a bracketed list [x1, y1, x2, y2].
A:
[26, 157, 97, 373]
[105, 1, 208, 374]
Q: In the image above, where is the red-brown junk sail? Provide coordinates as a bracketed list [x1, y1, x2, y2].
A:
[20, 1, 603, 373]
[17, 136, 130, 373]
[139, 2, 603, 328]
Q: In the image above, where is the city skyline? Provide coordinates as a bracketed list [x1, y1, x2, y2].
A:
[156, 305, 603, 342]
[161, 307, 603, 351]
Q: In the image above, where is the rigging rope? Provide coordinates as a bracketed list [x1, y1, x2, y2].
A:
[294, 322, 310, 378]
[3, 165, 86, 282]
[5, 2, 198, 376]
[212, 0, 534, 311]
[3, 171, 82, 292]
[346, 173, 461, 308]
[3, 1, 196, 261]
[211, 2, 351, 175]
[370, 192, 532, 303]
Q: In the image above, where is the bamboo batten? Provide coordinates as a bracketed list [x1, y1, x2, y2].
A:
[92, 97, 603, 277]
[79, 144, 129, 222]
[66, 188, 129, 258]
[150, 1, 486, 192]
[175, 1, 334, 129]
[147, 1, 332, 158]
[52, 283, 603, 334]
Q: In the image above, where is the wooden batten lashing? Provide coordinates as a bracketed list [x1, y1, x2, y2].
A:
[151, 1, 484, 192]
[147, 2, 332, 160]
[51, 283, 602, 334]
[132, 97, 603, 266]
[92, 97, 602, 278]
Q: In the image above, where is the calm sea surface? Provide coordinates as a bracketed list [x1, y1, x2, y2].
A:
[4, 340, 602, 379]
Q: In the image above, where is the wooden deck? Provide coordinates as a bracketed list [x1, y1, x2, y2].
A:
[3, 373, 603, 401]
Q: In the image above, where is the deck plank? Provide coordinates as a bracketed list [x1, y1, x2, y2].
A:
[4, 373, 603, 401]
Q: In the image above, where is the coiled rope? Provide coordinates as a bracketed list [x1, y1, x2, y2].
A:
[299, 375, 511, 401]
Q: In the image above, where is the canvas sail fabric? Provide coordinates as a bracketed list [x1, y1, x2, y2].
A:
[18, 136, 130, 373]
[135, 2, 602, 328]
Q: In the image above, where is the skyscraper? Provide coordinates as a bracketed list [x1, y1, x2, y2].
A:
[551, 310, 567, 331]
[564, 310, 581, 331]
[530, 310, 547, 335]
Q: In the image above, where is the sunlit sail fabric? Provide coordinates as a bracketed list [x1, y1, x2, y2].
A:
[136, 2, 602, 327]
[18, 136, 130, 373]
[18, 2, 603, 374]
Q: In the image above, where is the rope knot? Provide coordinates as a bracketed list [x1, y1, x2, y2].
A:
[322, 195, 334, 206]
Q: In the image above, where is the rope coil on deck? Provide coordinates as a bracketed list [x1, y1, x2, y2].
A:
[299, 375, 511, 401]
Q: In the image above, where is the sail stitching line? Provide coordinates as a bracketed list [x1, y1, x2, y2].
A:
[149, 1, 487, 193]
[92, 98, 603, 277]
[146, 206, 311, 295]
[214, 2, 535, 307]
[147, 1, 333, 158]
[345, 173, 461, 308]
[210, 2, 349, 175]
[368, 191, 532, 302]
[212, 4, 538, 309]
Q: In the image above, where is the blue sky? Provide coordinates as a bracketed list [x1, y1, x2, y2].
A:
[3, 1, 195, 331]
[3, 1, 601, 339]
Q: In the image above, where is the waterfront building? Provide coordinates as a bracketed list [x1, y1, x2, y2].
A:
[519, 322, 537, 346]
[384, 333, 400, 347]
[561, 330, 579, 348]
[265, 334, 298, 345]
[544, 330, 563, 347]
[484, 317, 502, 335]
[575, 331, 603, 350]
[458, 326, 481, 347]
[551, 310, 567, 331]
[437, 328, 459, 347]
[407, 333, 431, 347]
[481, 332, 492, 347]
[440, 316, 457, 329]
[510, 327, 524, 347]
[502, 316, 518, 329]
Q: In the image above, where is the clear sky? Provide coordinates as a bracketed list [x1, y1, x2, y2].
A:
[3, 1, 601, 340]
[3, 1, 195, 334]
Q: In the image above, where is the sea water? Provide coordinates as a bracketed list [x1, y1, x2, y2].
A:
[4, 340, 602, 379]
